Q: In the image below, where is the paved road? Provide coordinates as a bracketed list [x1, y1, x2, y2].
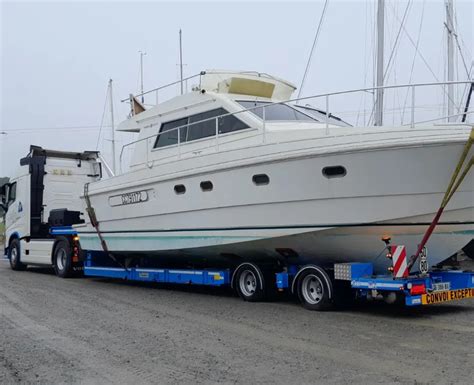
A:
[0, 259, 473, 385]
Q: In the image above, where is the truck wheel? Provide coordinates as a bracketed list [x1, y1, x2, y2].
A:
[295, 267, 333, 311]
[53, 238, 74, 278]
[234, 263, 266, 302]
[9, 239, 27, 271]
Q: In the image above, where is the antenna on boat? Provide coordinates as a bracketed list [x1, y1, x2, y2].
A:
[374, 0, 385, 126]
[139, 50, 147, 104]
[108, 79, 116, 174]
[297, 0, 329, 99]
[179, 29, 184, 95]
[445, 0, 455, 122]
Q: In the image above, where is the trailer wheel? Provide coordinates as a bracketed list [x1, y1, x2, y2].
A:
[53, 238, 74, 278]
[9, 238, 27, 271]
[295, 267, 333, 311]
[234, 263, 266, 302]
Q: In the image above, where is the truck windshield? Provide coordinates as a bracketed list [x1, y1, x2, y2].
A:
[238, 101, 316, 122]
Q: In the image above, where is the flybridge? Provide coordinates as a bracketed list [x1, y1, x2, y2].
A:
[199, 70, 296, 100]
[119, 70, 299, 131]
[121, 70, 297, 107]
[116, 69, 301, 135]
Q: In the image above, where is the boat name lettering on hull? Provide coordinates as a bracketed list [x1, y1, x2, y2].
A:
[109, 191, 148, 206]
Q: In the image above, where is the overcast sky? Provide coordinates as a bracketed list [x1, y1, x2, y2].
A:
[1, 0, 472, 176]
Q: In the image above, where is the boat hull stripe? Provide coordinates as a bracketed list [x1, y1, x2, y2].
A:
[76, 221, 474, 234]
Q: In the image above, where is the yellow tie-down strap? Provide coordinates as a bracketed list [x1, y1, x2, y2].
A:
[441, 127, 474, 207]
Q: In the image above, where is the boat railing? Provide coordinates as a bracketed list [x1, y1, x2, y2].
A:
[121, 72, 205, 105]
[119, 80, 474, 173]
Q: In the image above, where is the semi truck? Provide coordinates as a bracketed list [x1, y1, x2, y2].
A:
[1, 146, 101, 276]
[2, 146, 473, 310]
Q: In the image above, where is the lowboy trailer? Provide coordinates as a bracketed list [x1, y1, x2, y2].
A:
[3, 137, 473, 311]
[45, 226, 474, 311]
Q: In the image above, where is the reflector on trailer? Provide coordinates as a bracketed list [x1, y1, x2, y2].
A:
[390, 245, 409, 278]
[409, 283, 426, 295]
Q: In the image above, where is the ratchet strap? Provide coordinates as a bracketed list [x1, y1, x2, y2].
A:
[83, 183, 127, 270]
[408, 127, 474, 272]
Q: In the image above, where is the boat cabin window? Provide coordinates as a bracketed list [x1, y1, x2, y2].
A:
[174, 184, 186, 194]
[188, 110, 219, 142]
[156, 118, 188, 147]
[155, 108, 249, 148]
[252, 174, 270, 185]
[237, 101, 316, 122]
[322, 166, 347, 178]
[200, 181, 213, 191]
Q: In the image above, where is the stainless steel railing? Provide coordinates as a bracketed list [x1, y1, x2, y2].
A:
[121, 72, 205, 104]
[119, 80, 474, 173]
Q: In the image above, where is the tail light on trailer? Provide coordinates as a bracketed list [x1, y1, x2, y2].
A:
[72, 235, 80, 263]
[407, 282, 426, 295]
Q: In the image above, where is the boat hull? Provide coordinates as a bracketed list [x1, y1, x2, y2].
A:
[77, 214, 473, 272]
[77, 137, 474, 273]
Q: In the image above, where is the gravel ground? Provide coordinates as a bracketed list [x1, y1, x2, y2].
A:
[0, 258, 473, 385]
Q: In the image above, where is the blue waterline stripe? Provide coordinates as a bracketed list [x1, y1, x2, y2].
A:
[76, 221, 474, 235]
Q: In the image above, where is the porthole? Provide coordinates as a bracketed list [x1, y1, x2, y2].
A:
[252, 174, 270, 186]
[174, 184, 186, 194]
[200, 181, 213, 192]
[322, 166, 346, 178]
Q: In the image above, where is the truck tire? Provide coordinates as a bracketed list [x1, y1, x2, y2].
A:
[53, 238, 74, 278]
[9, 238, 27, 271]
[295, 266, 333, 311]
[234, 263, 266, 302]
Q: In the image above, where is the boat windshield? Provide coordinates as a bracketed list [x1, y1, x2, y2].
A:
[292, 105, 352, 127]
[237, 101, 316, 122]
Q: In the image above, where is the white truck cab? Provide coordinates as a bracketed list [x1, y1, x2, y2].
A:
[1, 146, 101, 275]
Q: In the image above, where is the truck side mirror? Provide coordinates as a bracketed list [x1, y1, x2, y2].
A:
[0, 184, 8, 213]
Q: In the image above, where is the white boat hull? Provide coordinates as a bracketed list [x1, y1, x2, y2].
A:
[78, 221, 472, 272]
[77, 134, 474, 273]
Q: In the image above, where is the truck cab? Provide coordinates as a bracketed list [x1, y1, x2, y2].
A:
[2, 146, 101, 274]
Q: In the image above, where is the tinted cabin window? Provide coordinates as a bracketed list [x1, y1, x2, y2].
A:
[188, 108, 249, 141]
[200, 181, 213, 191]
[155, 118, 188, 148]
[187, 110, 221, 142]
[322, 166, 346, 178]
[174, 184, 186, 194]
[252, 174, 270, 185]
[218, 112, 249, 134]
[155, 108, 249, 148]
[238, 101, 315, 122]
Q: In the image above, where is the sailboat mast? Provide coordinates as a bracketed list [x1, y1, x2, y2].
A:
[139, 51, 146, 104]
[109, 79, 116, 175]
[375, 0, 385, 126]
[179, 29, 184, 95]
[446, 0, 455, 122]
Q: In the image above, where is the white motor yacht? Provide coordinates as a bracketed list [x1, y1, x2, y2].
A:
[75, 70, 473, 273]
